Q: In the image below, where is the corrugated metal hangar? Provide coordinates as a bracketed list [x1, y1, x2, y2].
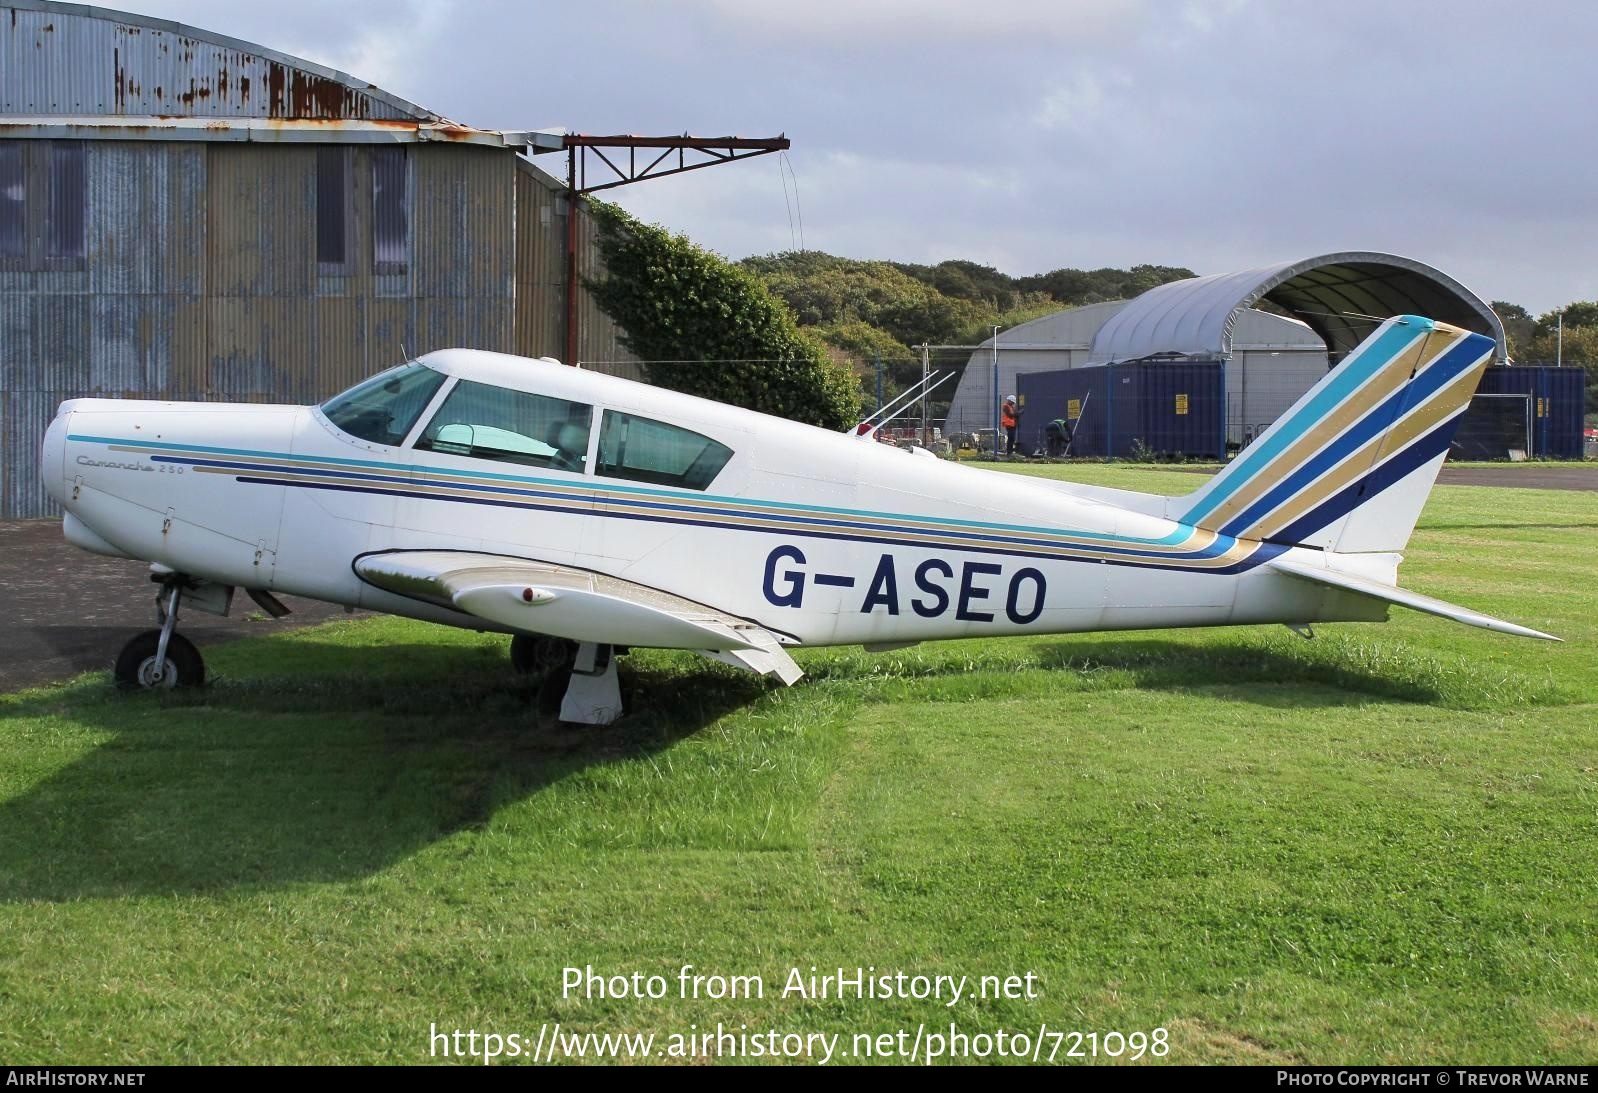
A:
[1, 0, 793, 517]
[946, 252, 1509, 450]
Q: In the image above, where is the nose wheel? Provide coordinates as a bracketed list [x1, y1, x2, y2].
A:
[114, 582, 206, 690]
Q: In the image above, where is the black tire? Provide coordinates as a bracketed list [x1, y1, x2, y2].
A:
[509, 634, 537, 674]
[510, 634, 577, 677]
[526, 638, 577, 714]
[114, 629, 206, 691]
[536, 663, 575, 716]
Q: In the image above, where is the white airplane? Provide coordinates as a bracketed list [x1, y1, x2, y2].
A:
[40, 314, 1555, 724]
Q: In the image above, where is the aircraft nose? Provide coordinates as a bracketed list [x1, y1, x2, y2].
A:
[40, 405, 71, 507]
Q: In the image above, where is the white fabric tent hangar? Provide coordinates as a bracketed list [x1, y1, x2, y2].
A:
[945, 251, 1505, 449]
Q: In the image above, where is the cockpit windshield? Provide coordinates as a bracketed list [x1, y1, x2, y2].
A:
[320, 363, 446, 446]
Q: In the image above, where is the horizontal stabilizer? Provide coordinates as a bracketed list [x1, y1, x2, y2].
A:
[1269, 556, 1559, 641]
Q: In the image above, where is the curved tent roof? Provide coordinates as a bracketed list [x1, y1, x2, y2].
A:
[1088, 252, 1505, 364]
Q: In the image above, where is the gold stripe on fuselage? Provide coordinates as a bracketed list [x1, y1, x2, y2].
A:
[132, 443, 1228, 558]
[189, 462, 1260, 570]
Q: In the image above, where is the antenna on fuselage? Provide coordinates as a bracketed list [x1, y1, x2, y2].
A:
[857, 372, 945, 430]
[872, 372, 957, 430]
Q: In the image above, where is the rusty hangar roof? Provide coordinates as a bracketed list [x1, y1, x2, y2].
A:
[0, 1, 566, 149]
[3, 0, 439, 122]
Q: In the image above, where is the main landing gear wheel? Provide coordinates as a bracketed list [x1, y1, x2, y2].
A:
[508, 635, 580, 715]
[510, 634, 577, 677]
[114, 629, 206, 690]
[509, 636, 622, 724]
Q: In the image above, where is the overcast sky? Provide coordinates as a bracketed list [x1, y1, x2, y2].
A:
[115, 0, 1595, 314]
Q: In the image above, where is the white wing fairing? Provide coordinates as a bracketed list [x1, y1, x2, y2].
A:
[352, 550, 803, 684]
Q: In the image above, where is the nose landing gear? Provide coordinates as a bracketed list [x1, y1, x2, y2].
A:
[114, 581, 206, 690]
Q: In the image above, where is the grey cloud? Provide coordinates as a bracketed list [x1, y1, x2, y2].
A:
[111, 0, 1598, 312]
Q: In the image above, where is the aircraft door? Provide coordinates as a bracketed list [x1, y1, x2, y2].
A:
[397, 380, 598, 564]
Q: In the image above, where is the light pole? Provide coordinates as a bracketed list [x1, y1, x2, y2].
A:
[991, 325, 1002, 458]
[920, 342, 931, 447]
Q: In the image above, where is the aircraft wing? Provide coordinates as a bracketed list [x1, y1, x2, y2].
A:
[353, 550, 803, 683]
[1267, 555, 1559, 641]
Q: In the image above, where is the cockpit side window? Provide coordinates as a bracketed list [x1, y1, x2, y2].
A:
[320, 363, 446, 447]
[414, 378, 593, 472]
[595, 411, 733, 491]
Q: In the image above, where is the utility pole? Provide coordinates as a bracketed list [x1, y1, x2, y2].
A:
[874, 358, 884, 416]
[1557, 311, 1564, 367]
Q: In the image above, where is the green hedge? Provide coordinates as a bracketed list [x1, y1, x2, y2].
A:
[585, 202, 863, 431]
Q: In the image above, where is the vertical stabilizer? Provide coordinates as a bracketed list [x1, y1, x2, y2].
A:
[1174, 316, 1494, 552]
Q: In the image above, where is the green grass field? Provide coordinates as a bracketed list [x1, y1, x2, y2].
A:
[1, 466, 1594, 1065]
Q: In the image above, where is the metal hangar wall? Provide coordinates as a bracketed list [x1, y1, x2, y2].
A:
[0, 0, 639, 517]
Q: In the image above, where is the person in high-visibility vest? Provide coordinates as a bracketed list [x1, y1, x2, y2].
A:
[1001, 395, 1020, 456]
[1044, 416, 1072, 457]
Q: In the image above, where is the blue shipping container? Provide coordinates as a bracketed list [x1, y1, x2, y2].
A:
[1459, 366, 1585, 459]
[1016, 361, 1225, 459]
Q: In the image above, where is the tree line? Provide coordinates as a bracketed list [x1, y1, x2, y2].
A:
[585, 204, 1197, 429]
[738, 251, 1195, 360]
[585, 203, 1596, 428]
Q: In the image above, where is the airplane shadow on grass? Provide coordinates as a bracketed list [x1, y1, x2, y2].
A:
[0, 635, 769, 905]
[0, 630, 1440, 904]
[1028, 636, 1447, 708]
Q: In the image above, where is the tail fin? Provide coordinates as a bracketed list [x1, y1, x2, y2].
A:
[1175, 315, 1494, 552]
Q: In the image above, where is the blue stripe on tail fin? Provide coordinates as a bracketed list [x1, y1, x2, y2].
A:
[1173, 316, 1495, 553]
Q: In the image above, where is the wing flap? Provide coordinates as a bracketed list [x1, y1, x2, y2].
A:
[699, 625, 805, 685]
[1268, 555, 1559, 641]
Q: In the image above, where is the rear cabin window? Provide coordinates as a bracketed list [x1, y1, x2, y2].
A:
[596, 411, 732, 490]
[320, 363, 446, 446]
[416, 379, 592, 472]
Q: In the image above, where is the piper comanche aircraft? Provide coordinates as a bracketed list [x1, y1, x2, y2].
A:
[41, 314, 1555, 724]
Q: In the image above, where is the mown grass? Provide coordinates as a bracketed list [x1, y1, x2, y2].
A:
[0, 467, 1594, 1065]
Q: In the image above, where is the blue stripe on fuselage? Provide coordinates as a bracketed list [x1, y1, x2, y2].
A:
[233, 473, 1282, 576]
[151, 450, 1239, 563]
[68, 431, 1272, 572]
[69, 432, 1196, 549]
